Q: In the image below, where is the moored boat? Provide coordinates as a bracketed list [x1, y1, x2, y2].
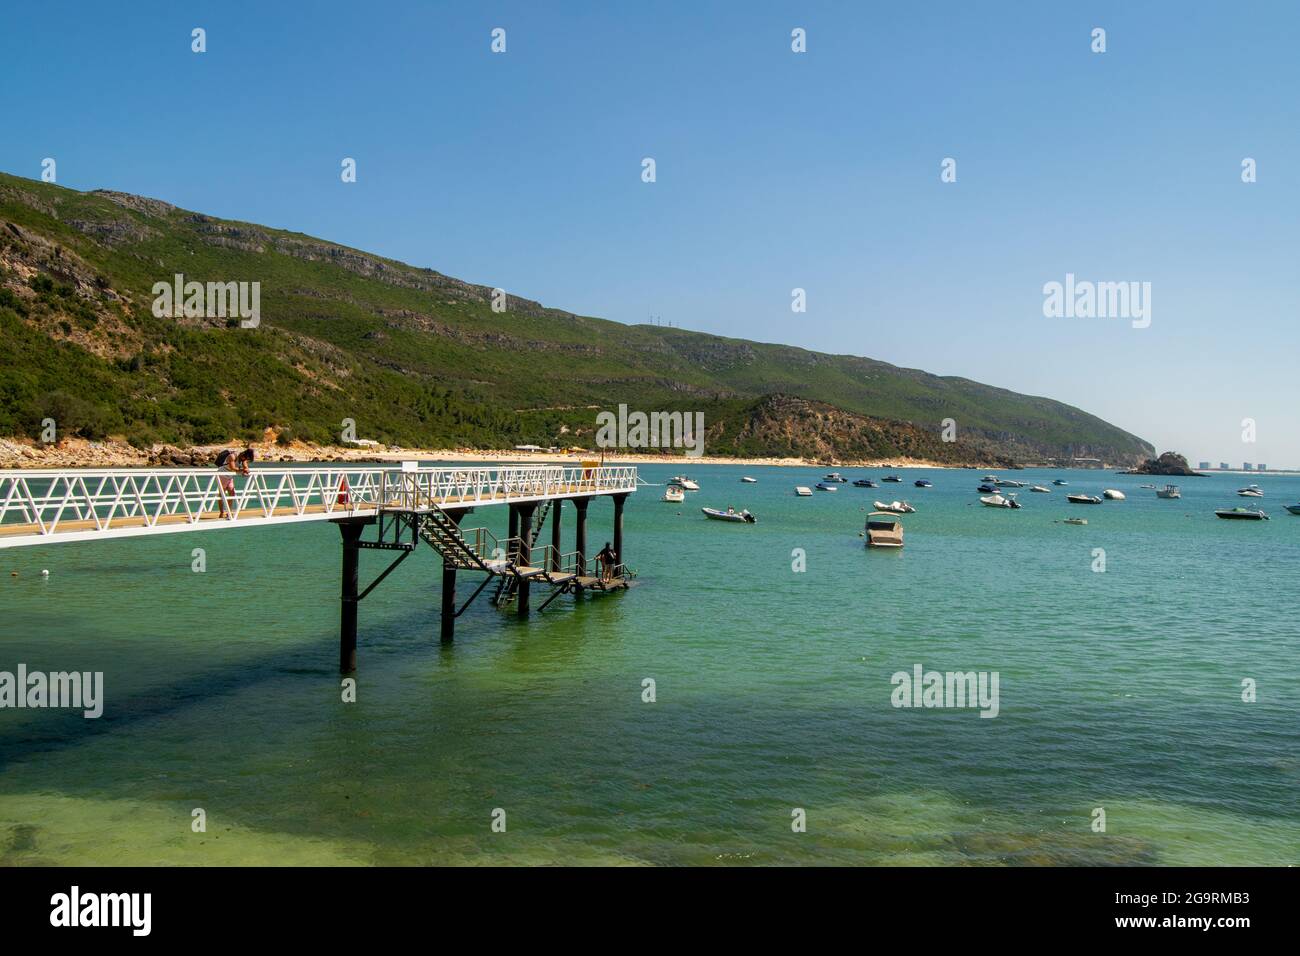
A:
[1237, 485, 1264, 498]
[1215, 507, 1268, 520]
[996, 479, 1025, 488]
[882, 475, 903, 483]
[1064, 517, 1088, 525]
[914, 479, 933, 488]
[980, 493, 1021, 509]
[977, 483, 998, 493]
[702, 506, 756, 523]
[1156, 485, 1181, 499]
[1030, 485, 1051, 493]
[1053, 479, 1068, 486]
[852, 479, 877, 488]
[822, 472, 847, 483]
[1067, 494, 1103, 505]
[669, 475, 700, 491]
[873, 500, 915, 514]
[815, 482, 839, 491]
[794, 486, 813, 497]
[662, 486, 684, 503]
[1103, 489, 1126, 500]
[864, 512, 904, 548]
[1284, 504, 1300, 515]
[740, 476, 757, 483]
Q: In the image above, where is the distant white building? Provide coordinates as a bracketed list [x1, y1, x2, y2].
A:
[1258, 464, 1267, 472]
[1198, 461, 1211, 470]
[1243, 462, 1253, 471]
[1219, 462, 1230, 471]
[514, 444, 544, 452]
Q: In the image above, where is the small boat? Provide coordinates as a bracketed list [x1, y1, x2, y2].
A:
[865, 512, 904, 549]
[1064, 517, 1088, 525]
[1215, 507, 1268, 520]
[740, 476, 757, 483]
[1103, 489, 1126, 500]
[914, 479, 933, 488]
[852, 479, 877, 488]
[702, 507, 756, 523]
[1237, 486, 1264, 498]
[1156, 485, 1181, 499]
[1030, 485, 1051, 493]
[1053, 479, 1068, 486]
[977, 483, 999, 493]
[982, 475, 999, 482]
[882, 475, 903, 483]
[979, 493, 1021, 509]
[1067, 494, 1103, 505]
[822, 472, 848, 483]
[1284, 504, 1300, 515]
[1139, 484, 1156, 490]
[873, 500, 916, 514]
[815, 482, 839, 492]
[996, 479, 1025, 488]
[794, 486, 813, 497]
[669, 476, 700, 491]
[662, 486, 685, 503]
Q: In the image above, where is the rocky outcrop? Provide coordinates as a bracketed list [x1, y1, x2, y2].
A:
[1127, 451, 1201, 476]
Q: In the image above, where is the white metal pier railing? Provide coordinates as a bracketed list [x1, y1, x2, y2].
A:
[0, 464, 638, 547]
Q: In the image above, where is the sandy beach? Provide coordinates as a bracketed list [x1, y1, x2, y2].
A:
[0, 435, 1001, 471]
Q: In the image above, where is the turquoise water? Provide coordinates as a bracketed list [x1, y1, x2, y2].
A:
[1, 464, 1297, 865]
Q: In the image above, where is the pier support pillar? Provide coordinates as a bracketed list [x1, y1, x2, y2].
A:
[440, 509, 465, 644]
[574, 497, 590, 576]
[550, 498, 563, 572]
[337, 519, 367, 673]
[516, 503, 536, 616]
[612, 493, 628, 572]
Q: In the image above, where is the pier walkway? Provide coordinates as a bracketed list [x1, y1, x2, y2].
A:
[0, 464, 637, 670]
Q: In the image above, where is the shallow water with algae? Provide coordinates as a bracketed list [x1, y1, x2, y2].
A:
[1, 464, 1297, 865]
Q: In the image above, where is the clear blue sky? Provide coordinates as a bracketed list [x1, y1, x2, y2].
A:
[3, 1, 1298, 466]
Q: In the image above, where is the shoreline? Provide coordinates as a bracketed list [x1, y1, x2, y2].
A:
[0, 435, 1011, 471]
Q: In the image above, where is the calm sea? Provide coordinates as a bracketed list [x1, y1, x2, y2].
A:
[1, 464, 1297, 865]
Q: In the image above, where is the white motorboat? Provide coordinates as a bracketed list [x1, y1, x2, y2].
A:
[822, 472, 848, 483]
[1103, 489, 1126, 500]
[1156, 485, 1181, 499]
[669, 475, 700, 491]
[865, 512, 904, 548]
[980, 493, 1021, 509]
[873, 500, 916, 514]
[1216, 507, 1268, 520]
[702, 507, 756, 524]
[996, 479, 1025, 488]
[1237, 485, 1264, 498]
[740, 476, 757, 483]
[1030, 485, 1051, 493]
[1067, 494, 1103, 505]
[815, 482, 839, 491]
[662, 486, 685, 503]
[795, 486, 813, 497]
[1064, 517, 1088, 525]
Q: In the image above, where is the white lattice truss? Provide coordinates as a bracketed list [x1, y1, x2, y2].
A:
[0, 465, 638, 548]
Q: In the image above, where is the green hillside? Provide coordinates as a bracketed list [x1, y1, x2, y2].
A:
[0, 172, 1153, 462]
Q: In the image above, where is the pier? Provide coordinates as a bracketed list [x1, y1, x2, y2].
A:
[0, 463, 638, 671]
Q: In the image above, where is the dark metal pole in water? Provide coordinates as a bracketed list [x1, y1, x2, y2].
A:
[516, 502, 536, 616]
[440, 509, 464, 644]
[574, 497, 589, 576]
[550, 498, 563, 572]
[338, 519, 366, 673]
[612, 492, 628, 572]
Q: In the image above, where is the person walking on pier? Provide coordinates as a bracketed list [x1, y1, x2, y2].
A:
[214, 447, 254, 519]
[596, 541, 618, 583]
